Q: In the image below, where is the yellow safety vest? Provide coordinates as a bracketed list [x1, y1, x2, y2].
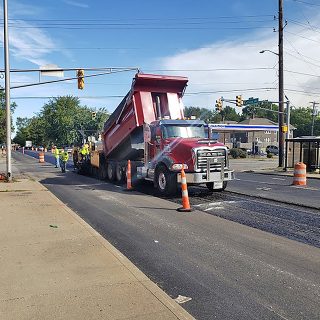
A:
[61, 151, 69, 162]
[54, 148, 60, 158]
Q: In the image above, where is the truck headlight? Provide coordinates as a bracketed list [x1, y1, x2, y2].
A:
[171, 163, 188, 171]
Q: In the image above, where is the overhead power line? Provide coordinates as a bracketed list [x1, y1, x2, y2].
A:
[0, 15, 275, 23]
[291, 0, 320, 7]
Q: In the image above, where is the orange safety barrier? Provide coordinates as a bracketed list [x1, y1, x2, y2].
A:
[177, 167, 192, 212]
[39, 152, 45, 163]
[126, 160, 133, 190]
[293, 162, 307, 186]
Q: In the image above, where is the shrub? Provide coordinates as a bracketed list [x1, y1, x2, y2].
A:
[230, 148, 247, 159]
[267, 152, 273, 158]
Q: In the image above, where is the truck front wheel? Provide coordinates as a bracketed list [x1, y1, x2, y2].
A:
[206, 181, 227, 192]
[155, 165, 177, 196]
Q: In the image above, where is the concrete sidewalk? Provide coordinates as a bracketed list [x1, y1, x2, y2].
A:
[0, 155, 194, 320]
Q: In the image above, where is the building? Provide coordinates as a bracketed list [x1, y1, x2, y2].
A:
[209, 117, 295, 152]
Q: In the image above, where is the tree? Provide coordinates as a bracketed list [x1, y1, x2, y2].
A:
[240, 102, 278, 122]
[290, 107, 314, 137]
[0, 88, 17, 144]
[13, 96, 110, 147]
[220, 105, 240, 122]
[184, 106, 215, 123]
[13, 117, 32, 146]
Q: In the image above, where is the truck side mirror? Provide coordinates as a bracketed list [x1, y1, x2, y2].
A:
[155, 127, 162, 143]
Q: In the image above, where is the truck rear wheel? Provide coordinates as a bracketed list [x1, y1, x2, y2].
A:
[107, 163, 115, 181]
[115, 163, 124, 182]
[155, 165, 177, 196]
[206, 181, 227, 192]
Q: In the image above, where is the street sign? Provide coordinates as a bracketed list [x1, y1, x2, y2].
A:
[244, 97, 259, 105]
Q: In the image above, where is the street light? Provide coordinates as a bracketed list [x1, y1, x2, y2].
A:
[259, 50, 279, 56]
[260, 44, 284, 168]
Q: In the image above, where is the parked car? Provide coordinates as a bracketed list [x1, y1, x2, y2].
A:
[266, 145, 279, 155]
[240, 148, 252, 155]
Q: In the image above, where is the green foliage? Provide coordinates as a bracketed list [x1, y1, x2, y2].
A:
[230, 148, 247, 159]
[290, 107, 316, 137]
[220, 105, 241, 122]
[0, 88, 17, 144]
[184, 105, 240, 123]
[14, 96, 109, 147]
[240, 102, 278, 122]
[184, 106, 214, 123]
[267, 153, 273, 158]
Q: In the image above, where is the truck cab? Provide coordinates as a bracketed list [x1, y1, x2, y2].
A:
[138, 119, 234, 195]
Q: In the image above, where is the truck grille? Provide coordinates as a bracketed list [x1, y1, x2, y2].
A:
[196, 149, 226, 170]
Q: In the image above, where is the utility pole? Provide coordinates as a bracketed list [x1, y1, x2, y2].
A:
[310, 101, 319, 136]
[278, 0, 285, 167]
[3, 0, 12, 181]
[286, 99, 290, 141]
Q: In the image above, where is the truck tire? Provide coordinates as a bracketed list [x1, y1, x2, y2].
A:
[107, 162, 115, 181]
[206, 181, 227, 192]
[155, 165, 177, 196]
[98, 165, 107, 180]
[115, 163, 124, 182]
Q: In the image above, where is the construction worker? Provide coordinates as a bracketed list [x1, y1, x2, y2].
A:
[53, 146, 60, 168]
[60, 148, 69, 173]
[72, 147, 79, 170]
[80, 144, 89, 162]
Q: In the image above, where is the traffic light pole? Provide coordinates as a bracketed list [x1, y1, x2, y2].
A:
[3, 0, 12, 181]
[278, 0, 285, 168]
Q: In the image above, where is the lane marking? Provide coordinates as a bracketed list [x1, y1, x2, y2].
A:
[235, 178, 284, 186]
[194, 201, 238, 212]
[256, 187, 272, 191]
[271, 177, 286, 181]
[174, 295, 192, 304]
[291, 185, 320, 191]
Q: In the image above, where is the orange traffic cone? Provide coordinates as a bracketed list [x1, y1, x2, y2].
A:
[39, 152, 45, 163]
[126, 160, 133, 191]
[177, 168, 192, 212]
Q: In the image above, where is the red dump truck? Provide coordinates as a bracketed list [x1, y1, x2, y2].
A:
[87, 73, 234, 195]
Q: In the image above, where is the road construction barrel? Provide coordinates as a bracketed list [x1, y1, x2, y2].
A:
[39, 152, 45, 163]
[293, 162, 306, 186]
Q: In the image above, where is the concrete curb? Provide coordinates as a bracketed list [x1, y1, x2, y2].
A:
[34, 179, 195, 320]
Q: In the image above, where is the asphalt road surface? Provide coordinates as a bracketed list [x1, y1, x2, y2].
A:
[13, 151, 320, 320]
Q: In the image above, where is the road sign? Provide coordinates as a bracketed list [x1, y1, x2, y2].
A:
[244, 97, 259, 105]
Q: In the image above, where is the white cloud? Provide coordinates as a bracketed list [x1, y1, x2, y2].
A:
[0, 5, 64, 67]
[63, 0, 89, 8]
[160, 18, 320, 109]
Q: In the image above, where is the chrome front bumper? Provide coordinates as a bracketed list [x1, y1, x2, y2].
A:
[178, 170, 234, 184]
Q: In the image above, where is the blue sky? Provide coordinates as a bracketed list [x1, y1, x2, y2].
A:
[1, 0, 320, 127]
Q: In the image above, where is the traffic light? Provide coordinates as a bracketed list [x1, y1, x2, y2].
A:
[215, 98, 223, 111]
[91, 112, 96, 120]
[77, 69, 84, 90]
[236, 95, 243, 107]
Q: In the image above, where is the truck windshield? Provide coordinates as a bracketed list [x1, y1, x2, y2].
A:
[162, 125, 206, 139]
